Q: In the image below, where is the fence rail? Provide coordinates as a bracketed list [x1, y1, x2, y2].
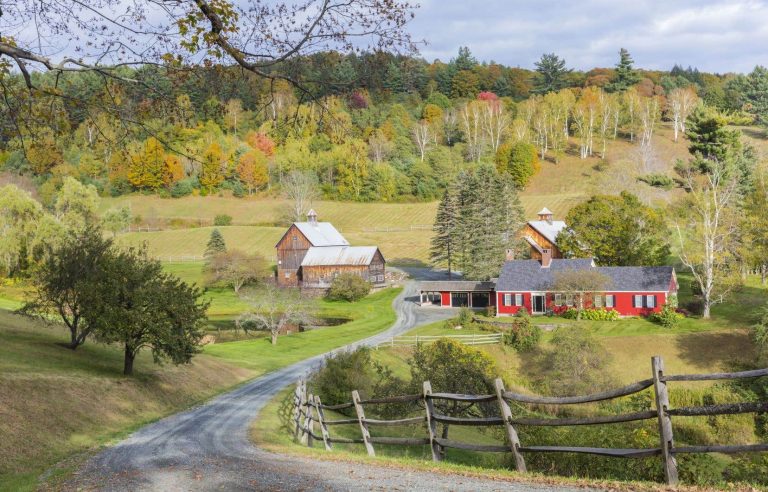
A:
[374, 333, 503, 348]
[292, 356, 768, 486]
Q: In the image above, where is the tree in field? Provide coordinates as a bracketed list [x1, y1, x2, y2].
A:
[533, 53, 572, 94]
[408, 339, 499, 439]
[282, 170, 320, 223]
[557, 192, 670, 266]
[605, 48, 641, 93]
[205, 229, 227, 257]
[236, 149, 269, 195]
[0, 185, 44, 276]
[54, 177, 100, 233]
[236, 286, 313, 345]
[552, 269, 611, 320]
[667, 87, 699, 142]
[326, 273, 371, 302]
[128, 137, 167, 190]
[546, 327, 614, 396]
[102, 206, 132, 238]
[430, 185, 461, 279]
[495, 141, 540, 189]
[204, 250, 269, 294]
[20, 226, 112, 349]
[94, 247, 209, 375]
[200, 142, 225, 193]
[675, 160, 740, 319]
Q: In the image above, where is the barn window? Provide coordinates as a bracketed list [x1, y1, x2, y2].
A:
[503, 294, 512, 306]
[284, 272, 291, 278]
[594, 295, 603, 308]
[605, 295, 615, 308]
[515, 294, 523, 306]
[633, 295, 643, 308]
[646, 295, 656, 308]
[292, 235, 297, 242]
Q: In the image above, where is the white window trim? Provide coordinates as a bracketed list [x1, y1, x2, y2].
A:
[634, 295, 643, 308]
[646, 295, 656, 308]
[503, 293, 512, 306]
[605, 294, 614, 308]
[515, 294, 523, 307]
[594, 294, 603, 308]
[554, 293, 563, 306]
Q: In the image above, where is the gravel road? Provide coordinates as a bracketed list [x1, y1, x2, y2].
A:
[61, 275, 585, 491]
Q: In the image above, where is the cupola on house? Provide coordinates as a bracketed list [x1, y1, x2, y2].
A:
[275, 210, 386, 288]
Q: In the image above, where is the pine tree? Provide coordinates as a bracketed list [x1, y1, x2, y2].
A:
[533, 53, 571, 94]
[430, 185, 460, 278]
[383, 61, 404, 93]
[205, 229, 227, 257]
[606, 48, 641, 93]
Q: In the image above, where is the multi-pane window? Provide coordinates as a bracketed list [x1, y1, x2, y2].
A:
[634, 295, 643, 308]
[554, 294, 563, 306]
[646, 295, 656, 308]
[565, 294, 574, 307]
[594, 295, 603, 308]
[503, 294, 512, 306]
[605, 295, 615, 308]
[515, 294, 523, 306]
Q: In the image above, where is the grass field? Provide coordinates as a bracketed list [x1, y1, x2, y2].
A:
[0, 310, 254, 491]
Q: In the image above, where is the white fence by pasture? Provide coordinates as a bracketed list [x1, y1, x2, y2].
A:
[375, 332, 503, 349]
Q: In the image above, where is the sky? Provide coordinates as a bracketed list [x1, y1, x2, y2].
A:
[407, 0, 768, 73]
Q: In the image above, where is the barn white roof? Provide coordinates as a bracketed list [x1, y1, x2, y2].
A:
[527, 220, 567, 244]
[301, 246, 380, 267]
[293, 222, 350, 247]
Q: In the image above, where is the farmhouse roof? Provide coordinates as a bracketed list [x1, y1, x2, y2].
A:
[293, 222, 350, 247]
[496, 259, 674, 292]
[526, 220, 567, 244]
[301, 246, 380, 267]
[418, 280, 497, 292]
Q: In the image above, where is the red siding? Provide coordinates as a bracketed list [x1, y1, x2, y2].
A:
[496, 291, 667, 317]
[496, 292, 531, 315]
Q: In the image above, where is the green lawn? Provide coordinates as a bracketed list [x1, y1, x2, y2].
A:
[203, 288, 401, 375]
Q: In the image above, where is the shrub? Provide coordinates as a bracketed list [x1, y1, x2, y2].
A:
[649, 304, 684, 328]
[581, 308, 620, 321]
[170, 179, 195, 198]
[485, 305, 496, 317]
[503, 314, 542, 352]
[560, 308, 579, 319]
[326, 273, 371, 302]
[546, 327, 614, 396]
[638, 173, 675, 189]
[214, 214, 233, 226]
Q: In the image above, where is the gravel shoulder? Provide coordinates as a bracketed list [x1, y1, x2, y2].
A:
[60, 275, 583, 491]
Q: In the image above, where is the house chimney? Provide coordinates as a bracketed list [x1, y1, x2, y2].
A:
[537, 207, 553, 224]
[505, 248, 515, 261]
[540, 248, 552, 268]
[307, 209, 318, 226]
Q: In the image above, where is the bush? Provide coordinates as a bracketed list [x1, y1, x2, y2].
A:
[638, 173, 675, 189]
[546, 327, 614, 396]
[214, 214, 233, 226]
[649, 304, 685, 328]
[503, 314, 542, 352]
[560, 308, 619, 321]
[485, 305, 496, 317]
[170, 179, 195, 198]
[326, 273, 371, 302]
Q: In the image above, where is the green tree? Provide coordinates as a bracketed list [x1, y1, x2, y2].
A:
[726, 65, 768, 127]
[0, 185, 44, 276]
[101, 206, 132, 238]
[383, 61, 404, 93]
[533, 53, 572, 94]
[451, 70, 480, 99]
[200, 142, 225, 193]
[55, 177, 100, 233]
[204, 250, 269, 294]
[20, 226, 112, 349]
[685, 106, 741, 164]
[552, 269, 611, 320]
[495, 141, 540, 188]
[452, 46, 477, 71]
[236, 285, 313, 345]
[546, 327, 614, 396]
[94, 247, 209, 375]
[205, 229, 227, 257]
[605, 48, 641, 93]
[408, 339, 499, 439]
[430, 185, 461, 279]
[742, 175, 768, 284]
[557, 192, 670, 266]
[326, 273, 371, 302]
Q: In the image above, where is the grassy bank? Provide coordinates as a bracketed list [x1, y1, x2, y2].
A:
[0, 310, 254, 491]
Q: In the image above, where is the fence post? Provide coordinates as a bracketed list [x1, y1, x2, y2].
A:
[314, 395, 332, 451]
[299, 384, 309, 445]
[423, 381, 442, 461]
[494, 378, 526, 473]
[652, 356, 679, 486]
[352, 390, 375, 456]
[293, 380, 304, 443]
[304, 392, 315, 448]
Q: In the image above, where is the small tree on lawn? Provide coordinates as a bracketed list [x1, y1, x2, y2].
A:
[408, 339, 499, 440]
[546, 327, 614, 396]
[205, 229, 227, 257]
[326, 273, 371, 302]
[20, 225, 112, 349]
[204, 250, 269, 294]
[101, 206, 131, 238]
[236, 285, 313, 345]
[94, 247, 209, 375]
[552, 269, 611, 320]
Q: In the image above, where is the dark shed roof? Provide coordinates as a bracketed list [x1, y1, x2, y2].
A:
[496, 259, 674, 292]
[419, 280, 497, 292]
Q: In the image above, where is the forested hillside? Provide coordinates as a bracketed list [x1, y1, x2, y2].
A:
[1, 47, 766, 207]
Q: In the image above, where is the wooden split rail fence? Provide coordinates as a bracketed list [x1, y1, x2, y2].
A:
[292, 356, 768, 486]
[374, 333, 503, 348]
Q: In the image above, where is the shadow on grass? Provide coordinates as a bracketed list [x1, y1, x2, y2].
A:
[673, 330, 754, 373]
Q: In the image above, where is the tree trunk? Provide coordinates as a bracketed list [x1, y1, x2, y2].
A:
[68, 329, 80, 350]
[123, 345, 136, 376]
[702, 302, 711, 320]
[271, 332, 278, 345]
[761, 264, 767, 286]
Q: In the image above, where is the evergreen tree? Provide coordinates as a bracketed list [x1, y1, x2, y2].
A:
[532, 53, 571, 94]
[452, 47, 477, 71]
[430, 185, 460, 278]
[606, 48, 641, 93]
[685, 106, 741, 163]
[205, 229, 227, 257]
[383, 61, 404, 93]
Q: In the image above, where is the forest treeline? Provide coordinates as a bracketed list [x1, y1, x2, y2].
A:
[1, 47, 767, 204]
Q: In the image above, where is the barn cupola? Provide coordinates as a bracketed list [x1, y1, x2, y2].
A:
[307, 209, 318, 226]
[537, 207, 554, 224]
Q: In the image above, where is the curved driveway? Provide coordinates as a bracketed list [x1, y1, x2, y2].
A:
[63, 277, 579, 491]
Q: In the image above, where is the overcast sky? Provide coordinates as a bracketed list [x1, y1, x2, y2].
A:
[407, 0, 768, 73]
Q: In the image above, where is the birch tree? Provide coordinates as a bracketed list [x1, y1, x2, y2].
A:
[460, 101, 485, 162]
[236, 286, 313, 345]
[667, 87, 699, 142]
[622, 88, 641, 142]
[676, 161, 740, 319]
[412, 120, 432, 162]
[480, 99, 510, 154]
